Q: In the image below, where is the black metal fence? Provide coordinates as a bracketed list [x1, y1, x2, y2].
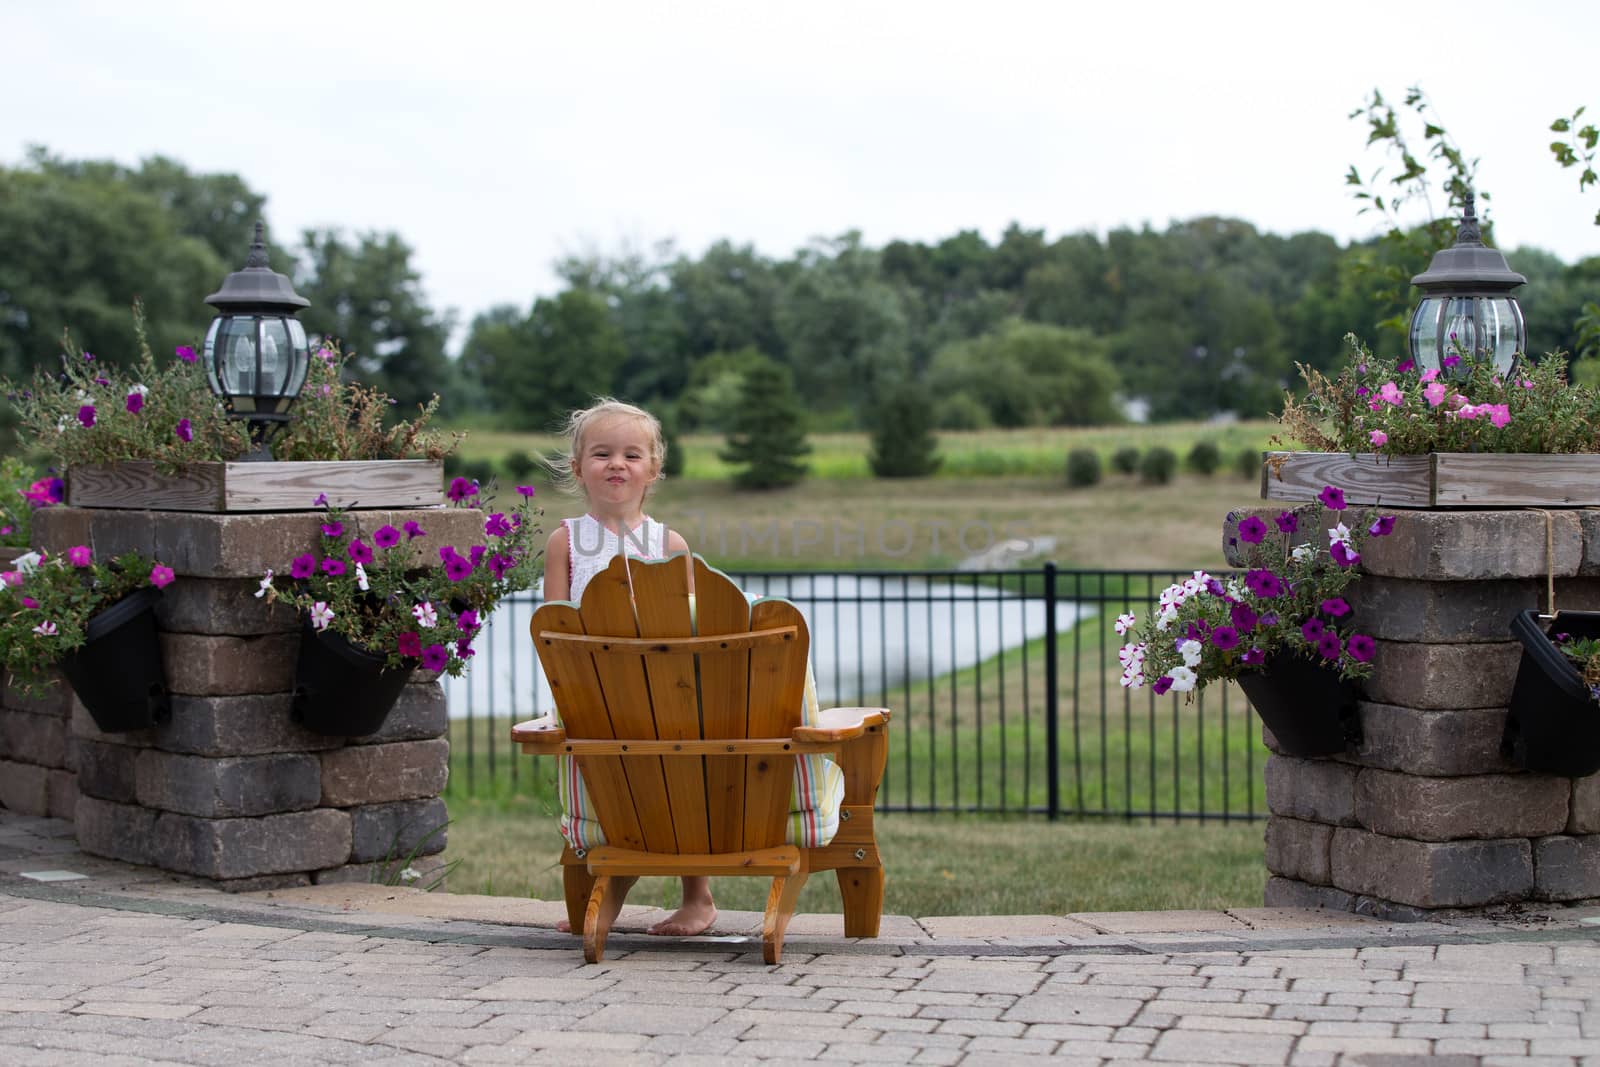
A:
[445, 566, 1265, 822]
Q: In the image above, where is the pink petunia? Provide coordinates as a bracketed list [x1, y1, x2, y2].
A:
[1487, 404, 1512, 428]
[1423, 382, 1448, 407]
[149, 565, 175, 589]
[66, 545, 93, 567]
[1379, 382, 1404, 405]
[1369, 430, 1388, 447]
[397, 632, 423, 658]
[176, 345, 198, 363]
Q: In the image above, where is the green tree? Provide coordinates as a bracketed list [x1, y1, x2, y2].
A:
[867, 378, 941, 478]
[929, 320, 1123, 427]
[719, 359, 811, 489]
[296, 228, 455, 413]
[497, 289, 628, 432]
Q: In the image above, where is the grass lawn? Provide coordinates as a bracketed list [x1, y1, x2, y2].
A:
[442, 794, 1266, 917]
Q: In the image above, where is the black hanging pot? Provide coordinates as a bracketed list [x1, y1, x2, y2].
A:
[291, 618, 412, 736]
[1236, 652, 1362, 758]
[1502, 610, 1600, 778]
[59, 586, 171, 733]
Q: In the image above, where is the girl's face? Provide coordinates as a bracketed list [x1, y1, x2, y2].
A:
[574, 416, 659, 511]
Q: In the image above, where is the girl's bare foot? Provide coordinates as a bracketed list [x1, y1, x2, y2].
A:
[556, 876, 635, 935]
[647, 898, 718, 937]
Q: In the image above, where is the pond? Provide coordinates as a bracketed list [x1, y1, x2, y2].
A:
[444, 573, 1088, 720]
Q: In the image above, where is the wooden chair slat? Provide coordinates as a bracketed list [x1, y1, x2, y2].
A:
[528, 603, 646, 851]
[744, 597, 808, 850]
[694, 557, 753, 852]
[535, 626, 798, 656]
[630, 553, 710, 854]
[578, 556, 677, 853]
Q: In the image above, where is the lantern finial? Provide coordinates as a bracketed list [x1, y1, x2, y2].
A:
[1455, 193, 1483, 247]
[244, 220, 270, 270]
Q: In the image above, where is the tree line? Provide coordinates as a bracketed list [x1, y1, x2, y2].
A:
[4, 145, 1597, 440]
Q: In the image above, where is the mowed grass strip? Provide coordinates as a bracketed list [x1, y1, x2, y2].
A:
[442, 795, 1266, 917]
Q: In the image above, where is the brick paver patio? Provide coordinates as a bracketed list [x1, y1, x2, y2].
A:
[3, 812, 1597, 1064]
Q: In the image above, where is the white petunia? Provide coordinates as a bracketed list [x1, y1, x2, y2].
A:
[33, 620, 58, 637]
[412, 601, 438, 628]
[254, 569, 274, 599]
[11, 551, 42, 575]
[309, 601, 335, 630]
[1291, 544, 1314, 562]
[1120, 669, 1145, 689]
[1114, 612, 1137, 636]
[1158, 583, 1186, 608]
[1328, 522, 1352, 546]
[1168, 666, 1197, 692]
[355, 563, 370, 592]
[1156, 605, 1178, 631]
[1180, 639, 1203, 667]
[130, 383, 149, 396]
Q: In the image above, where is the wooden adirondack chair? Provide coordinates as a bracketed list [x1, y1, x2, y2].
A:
[510, 553, 889, 964]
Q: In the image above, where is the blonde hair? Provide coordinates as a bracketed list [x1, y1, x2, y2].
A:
[545, 397, 668, 498]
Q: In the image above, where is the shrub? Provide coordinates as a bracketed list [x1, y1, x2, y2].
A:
[719, 360, 811, 490]
[1140, 446, 1178, 485]
[1065, 448, 1102, 488]
[1186, 440, 1221, 475]
[503, 449, 536, 482]
[1235, 446, 1263, 481]
[868, 380, 941, 478]
[1110, 446, 1141, 475]
[933, 393, 990, 430]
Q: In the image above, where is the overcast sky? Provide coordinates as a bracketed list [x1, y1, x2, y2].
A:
[6, 0, 1599, 351]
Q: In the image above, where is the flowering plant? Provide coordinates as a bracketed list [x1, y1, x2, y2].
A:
[1552, 632, 1600, 704]
[1116, 484, 1395, 695]
[260, 480, 542, 674]
[1, 457, 60, 550]
[0, 543, 174, 695]
[1277, 334, 1600, 455]
[2, 303, 460, 471]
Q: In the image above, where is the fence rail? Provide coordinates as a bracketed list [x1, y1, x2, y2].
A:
[444, 566, 1265, 822]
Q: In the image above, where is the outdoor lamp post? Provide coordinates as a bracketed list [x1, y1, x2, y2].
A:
[1408, 192, 1527, 376]
[203, 221, 311, 460]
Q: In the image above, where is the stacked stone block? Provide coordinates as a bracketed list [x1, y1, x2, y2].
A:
[1227, 506, 1600, 919]
[0, 671, 79, 821]
[0, 506, 482, 890]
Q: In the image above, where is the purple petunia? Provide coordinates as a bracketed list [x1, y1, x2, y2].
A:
[456, 608, 479, 633]
[1237, 516, 1267, 544]
[444, 554, 473, 582]
[1368, 515, 1396, 537]
[1320, 597, 1351, 617]
[485, 512, 513, 538]
[1347, 633, 1376, 662]
[1317, 631, 1342, 660]
[516, 485, 536, 498]
[321, 521, 344, 539]
[373, 525, 401, 549]
[1274, 512, 1299, 535]
[447, 477, 479, 503]
[404, 520, 426, 540]
[321, 558, 346, 577]
[1330, 541, 1360, 568]
[1210, 626, 1239, 651]
[1318, 485, 1346, 511]
[1396, 359, 1415, 373]
[470, 544, 487, 569]
[488, 553, 516, 579]
[176, 345, 198, 363]
[77, 404, 96, 428]
[1241, 647, 1266, 665]
[1205, 578, 1225, 597]
[421, 643, 449, 671]
[126, 392, 144, 414]
[347, 539, 373, 565]
[1301, 618, 1326, 642]
[290, 554, 316, 580]
[1244, 568, 1284, 598]
[175, 418, 193, 442]
[1152, 676, 1174, 696]
[1230, 602, 1259, 632]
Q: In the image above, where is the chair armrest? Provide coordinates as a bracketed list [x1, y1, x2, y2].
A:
[792, 706, 891, 743]
[510, 715, 566, 746]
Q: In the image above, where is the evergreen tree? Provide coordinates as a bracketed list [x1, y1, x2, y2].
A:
[719, 359, 811, 489]
[867, 379, 941, 477]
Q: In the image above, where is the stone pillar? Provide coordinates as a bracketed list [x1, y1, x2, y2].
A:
[1229, 507, 1600, 919]
[0, 672, 78, 821]
[14, 506, 483, 891]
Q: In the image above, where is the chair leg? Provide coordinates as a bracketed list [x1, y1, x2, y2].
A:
[563, 861, 594, 937]
[583, 875, 615, 964]
[837, 864, 884, 938]
[762, 869, 809, 965]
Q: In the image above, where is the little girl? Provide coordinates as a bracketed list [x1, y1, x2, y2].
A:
[542, 398, 842, 940]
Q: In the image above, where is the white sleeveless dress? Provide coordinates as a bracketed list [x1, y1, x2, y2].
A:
[553, 514, 843, 853]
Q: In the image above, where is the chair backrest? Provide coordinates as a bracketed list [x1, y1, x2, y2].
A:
[531, 553, 810, 854]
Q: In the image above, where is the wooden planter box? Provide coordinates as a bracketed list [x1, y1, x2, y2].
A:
[1262, 451, 1600, 508]
[67, 459, 445, 512]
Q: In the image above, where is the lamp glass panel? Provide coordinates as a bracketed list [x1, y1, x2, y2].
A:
[215, 315, 259, 395]
[202, 318, 223, 394]
[285, 319, 310, 397]
[258, 319, 290, 395]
